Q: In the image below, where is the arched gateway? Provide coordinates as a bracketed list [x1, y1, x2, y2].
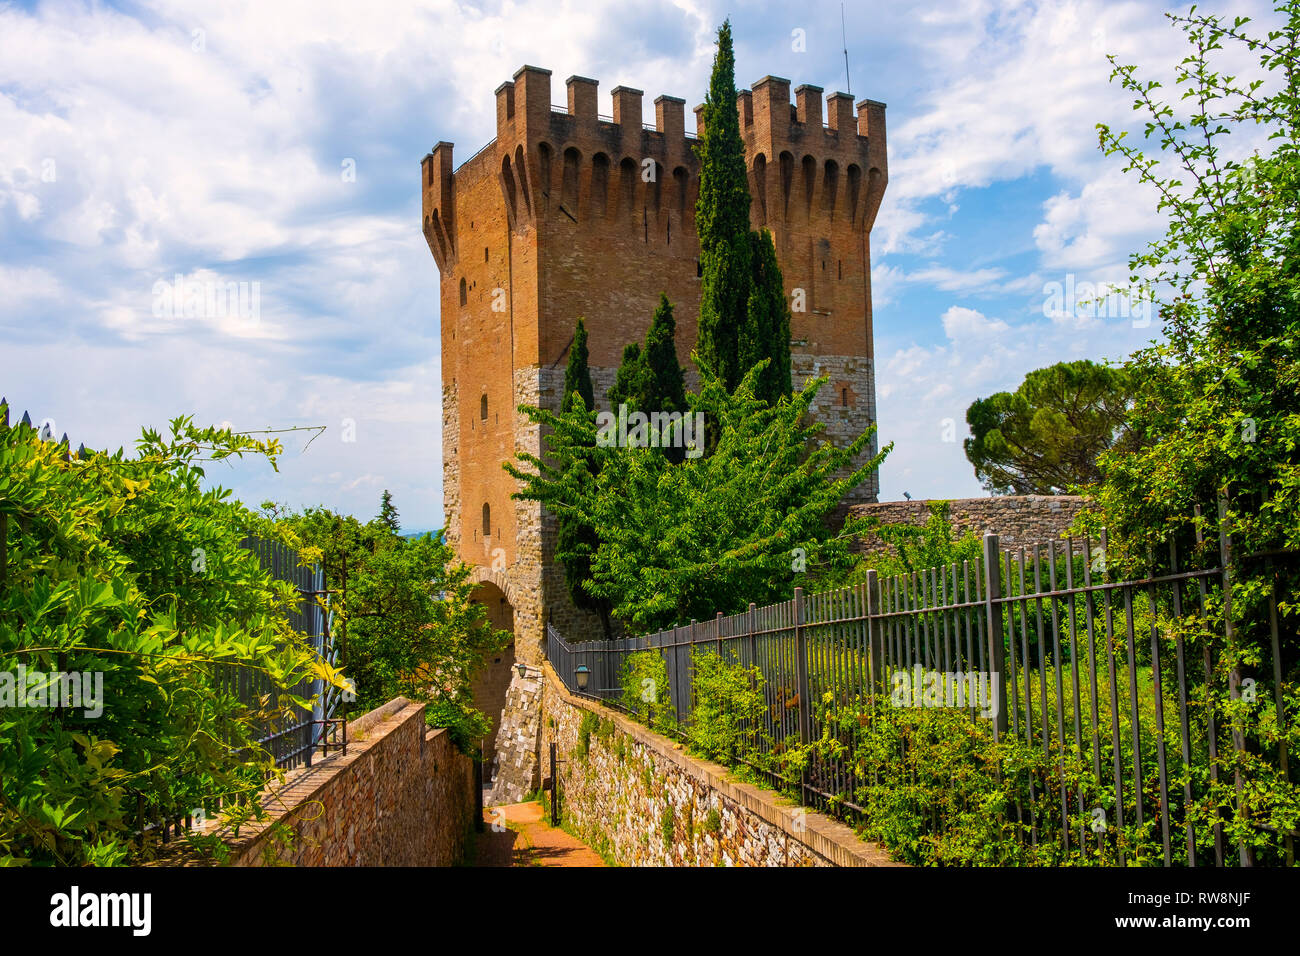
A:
[467, 567, 517, 770]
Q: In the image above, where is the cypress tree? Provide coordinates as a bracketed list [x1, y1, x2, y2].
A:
[610, 296, 689, 419]
[557, 316, 612, 637]
[618, 293, 690, 463]
[607, 342, 645, 411]
[642, 293, 688, 415]
[742, 230, 792, 405]
[563, 317, 595, 414]
[695, 19, 752, 391]
[695, 20, 792, 406]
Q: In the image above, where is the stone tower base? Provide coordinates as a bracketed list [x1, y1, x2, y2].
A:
[485, 670, 543, 805]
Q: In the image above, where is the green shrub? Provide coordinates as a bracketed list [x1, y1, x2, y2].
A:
[577, 711, 600, 759]
[811, 684, 1283, 866]
[272, 503, 507, 754]
[620, 650, 675, 733]
[0, 415, 347, 866]
[685, 649, 766, 762]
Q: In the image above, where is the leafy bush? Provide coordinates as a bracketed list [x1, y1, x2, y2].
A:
[0, 415, 345, 865]
[270, 502, 508, 754]
[810, 662, 1300, 866]
[685, 650, 766, 762]
[619, 651, 675, 734]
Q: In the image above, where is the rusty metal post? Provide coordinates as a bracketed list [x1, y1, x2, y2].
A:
[982, 534, 1009, 740]
[549, 741, 559, 827]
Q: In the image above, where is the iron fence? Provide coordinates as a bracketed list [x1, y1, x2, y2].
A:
[231, 536, 342, 772]
[548, 515, 1298, 866]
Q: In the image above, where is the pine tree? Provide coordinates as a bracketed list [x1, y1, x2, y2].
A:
[378, 489, 401, 533]
[695, 19, 752, 391]
[964, 360, 1133, 494]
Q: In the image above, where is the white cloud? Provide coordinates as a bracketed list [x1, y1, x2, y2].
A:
[0, 0, 1283, 525]
[1032, 167, 1160, 272]
[0, 0, 718, 527]
[907, 265, 1008, 294]
[940, 305, 1009, 341]
[870, 262, 905, 309]
[0, 264, 63, 308]
[869, 0, 1235, 295]
[341, 474, 387, 492]
[875, 302, 1152, 502]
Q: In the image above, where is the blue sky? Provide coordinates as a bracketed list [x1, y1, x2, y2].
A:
[0, 0, 1275, 529]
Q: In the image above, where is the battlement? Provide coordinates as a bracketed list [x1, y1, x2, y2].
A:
[421, 65, 888, 272]
[730, 76, 888, 234]
[732, 76, 884, 147]
[491, 67, 700, 157]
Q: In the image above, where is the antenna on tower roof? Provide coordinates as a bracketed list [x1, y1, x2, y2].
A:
[841, 3, 852, 96]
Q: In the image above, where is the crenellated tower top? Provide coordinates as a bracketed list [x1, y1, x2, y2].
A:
[421, 65, 887, 275]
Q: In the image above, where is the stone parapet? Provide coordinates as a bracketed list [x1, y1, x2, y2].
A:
[539, 663, 900, 867]
[159, 699, 476, 866]
[849, 495, 1091, 552]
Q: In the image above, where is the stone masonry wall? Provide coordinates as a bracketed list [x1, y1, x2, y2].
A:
[539, 663, 899, 867]
[795, 353, 879, 505]
[849, 495, 1090, 552]
[508, 365, 547, 663]
[486, 669, 543, 806]
[214, 699, 475, 866]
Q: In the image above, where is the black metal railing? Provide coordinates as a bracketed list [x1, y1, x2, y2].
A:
[547, 517, 1298, 866]
[231, 536, 342, 772]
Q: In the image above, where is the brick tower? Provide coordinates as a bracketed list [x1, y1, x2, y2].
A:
[422, 65, 887, 793]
